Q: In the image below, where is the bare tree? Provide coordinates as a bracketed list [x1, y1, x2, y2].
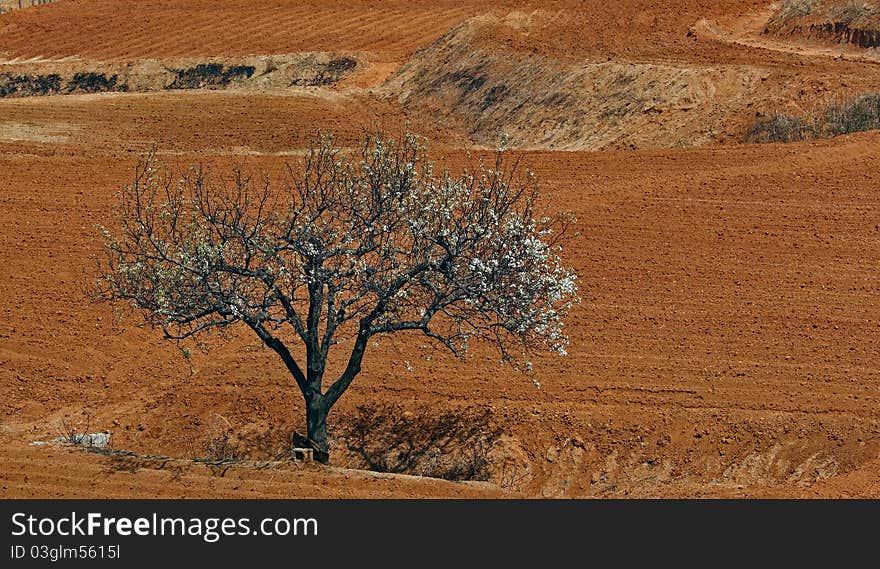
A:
[95, 131, 578, 459]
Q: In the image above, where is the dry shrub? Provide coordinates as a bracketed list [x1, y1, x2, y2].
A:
[58, 412, 92, 445]
[196, 416, 295, 462]
[827, 1, 878, 25]
[747, 93, 880, 142]
[200, 416, 243, 462]
[746, 113, 814, 143]
[775, 0, 822, 22]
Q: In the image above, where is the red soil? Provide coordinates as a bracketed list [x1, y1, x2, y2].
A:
[1, 0, 879, 498]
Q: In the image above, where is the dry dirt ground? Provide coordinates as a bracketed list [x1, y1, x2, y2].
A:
[1, 0, 879, 498]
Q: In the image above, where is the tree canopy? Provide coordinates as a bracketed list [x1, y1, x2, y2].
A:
[96, 132, 579, 454]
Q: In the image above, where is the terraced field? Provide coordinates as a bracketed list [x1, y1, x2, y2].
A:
[0, 0, 483, 61]
[1, 0, 880, 498]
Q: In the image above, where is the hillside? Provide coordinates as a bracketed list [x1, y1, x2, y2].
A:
[1, 0, 879, 499]
[765, 0, 880, 48]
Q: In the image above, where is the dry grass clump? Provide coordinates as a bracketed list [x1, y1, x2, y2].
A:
[747, 93, 880, 142]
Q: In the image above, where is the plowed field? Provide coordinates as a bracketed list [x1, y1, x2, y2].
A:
[1, 0, 879, 498]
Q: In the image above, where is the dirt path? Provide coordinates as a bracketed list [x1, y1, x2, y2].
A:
[695, 6, 880, 64]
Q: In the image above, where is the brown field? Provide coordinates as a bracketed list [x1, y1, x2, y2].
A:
[1, 0, 880, 499]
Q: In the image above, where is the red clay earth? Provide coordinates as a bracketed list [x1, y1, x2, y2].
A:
[1, 0, 879, 498]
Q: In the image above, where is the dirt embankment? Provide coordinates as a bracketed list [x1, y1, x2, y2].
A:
[0, 0, 55, 14]
[0, 54, 359, 97]
[383, 6, 880, 151]
[385, 10, 880, 150]
[764, 0, 880, 49]
[384, 13, 772, 150]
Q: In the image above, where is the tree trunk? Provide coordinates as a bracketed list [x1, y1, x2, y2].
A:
[305, 395, 329, 455]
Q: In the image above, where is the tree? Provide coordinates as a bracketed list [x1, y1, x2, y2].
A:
[95, 131, 578, 459]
